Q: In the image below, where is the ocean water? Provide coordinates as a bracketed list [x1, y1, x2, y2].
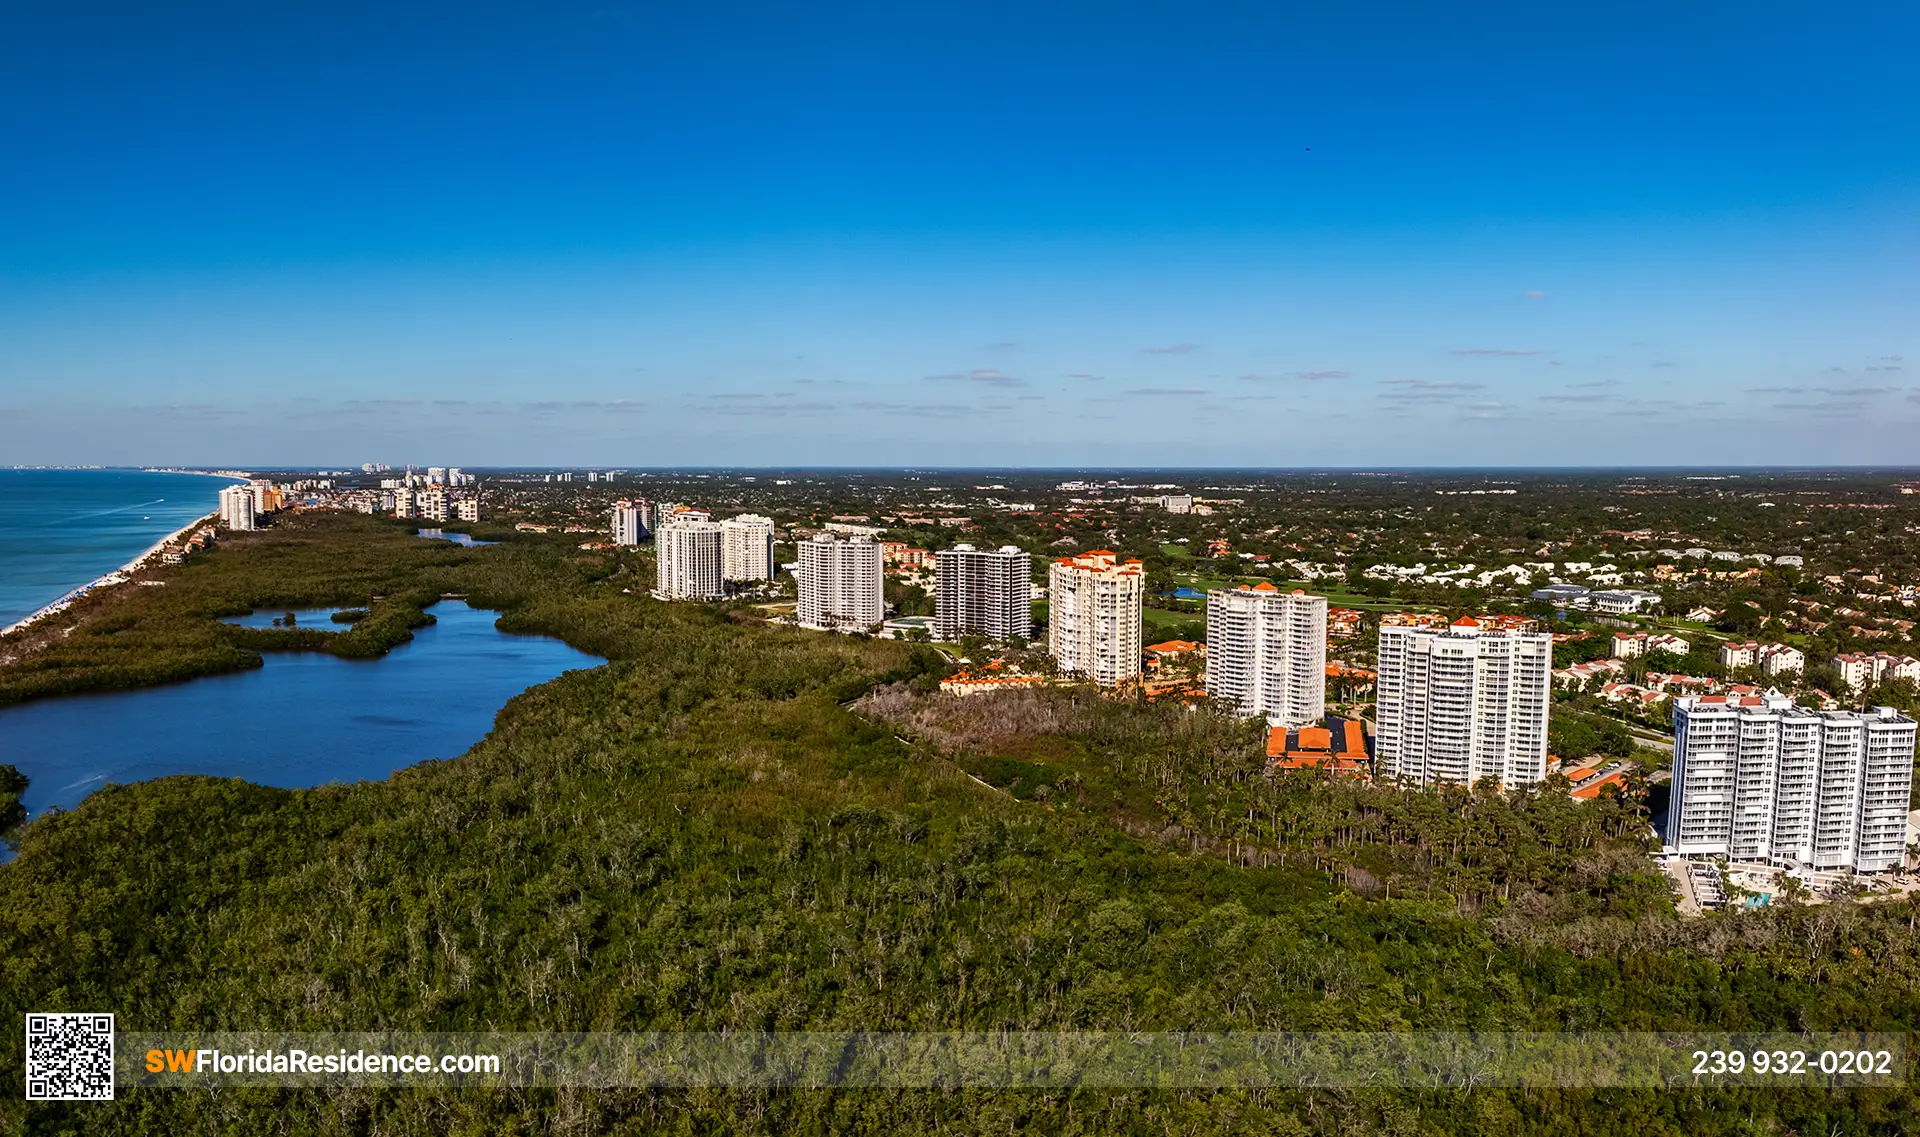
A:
[0, 469, 234, 627]
[0, 601, 604, 818]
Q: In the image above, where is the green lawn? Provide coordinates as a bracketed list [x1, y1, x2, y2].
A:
[1143, 606, 1206, 634]
[1180, 573, 1437, 613]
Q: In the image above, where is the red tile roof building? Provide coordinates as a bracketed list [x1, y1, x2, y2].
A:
[1048, 550, 1146, 687]
[1267, 718, 1370, 777]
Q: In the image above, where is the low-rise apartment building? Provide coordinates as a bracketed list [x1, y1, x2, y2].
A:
[1611, 631, 1690, 659]
[1718, 641, 1806, 676]
[1833, 652, 1920, 693]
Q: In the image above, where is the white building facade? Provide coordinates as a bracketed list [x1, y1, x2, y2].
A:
[721, 514, 776, 582]
[797, 534, 884, 631]
[611, 499, 651, 546]
[1046, 550, 1144, 687]
[1719, 641, 1805, 676]
[1611, 632, 1689, 659]
[248, 478, 277, 515]
[218, 484, 256, 531]
[935, 544, 1033, 642]
[1669, 693, 1915, 873]
[1375, 619, 1553, 788]
[1205, 583, 1326, 727]
[1833, 652, 1920, 694]
[653, 513, 724, 600]
[417, 486, 450, 522]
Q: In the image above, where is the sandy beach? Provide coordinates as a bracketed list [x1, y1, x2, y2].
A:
[0, 510, 219, 639]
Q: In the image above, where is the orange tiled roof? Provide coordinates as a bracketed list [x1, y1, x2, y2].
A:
[1571, 771, 1630, 801]
[1340, 720, 1366, 758]
[1267, 721, 1370, 770]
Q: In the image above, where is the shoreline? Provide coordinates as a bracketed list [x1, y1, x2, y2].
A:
[0, 470, 249, 639]
[143, 468, 256, 481]
[1, 511, 221, 639]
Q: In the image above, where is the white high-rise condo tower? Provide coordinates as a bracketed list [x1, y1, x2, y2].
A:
[797, 533, 884, 631]
[935, 544, 1033, 642]
[611, 499, 651, 546]
[1205, 583, 1327, 726]
[653, 511, 724, 600]
[1669, 692, 1914, 873]
[1375, 618, 1552, 787]
[721, 514, 776, 582]
[218, 484, 256, 532]
[1047, 550, 1144, 687]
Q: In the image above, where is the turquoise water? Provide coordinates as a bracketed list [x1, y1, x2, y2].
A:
[0, 469, 234, 627]
[0, 601, 603, 818]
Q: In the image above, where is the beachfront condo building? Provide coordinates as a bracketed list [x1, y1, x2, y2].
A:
[1375, 618, 1552, 788]
[1669, 692, 1915, 873]
[248, 478, 282, 514]
[1047, 550, 1144, 687]
[721, 514, 776, 582]
[797, 533, 884, 632]
[611, 499, 652, 546]
[653, 512, 724, 601]
[219, 485, 256, 532]
[1205, 583, 1326, 727]
[935, 544, 1033, 643]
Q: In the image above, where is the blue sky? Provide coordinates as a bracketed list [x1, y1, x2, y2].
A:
[2, 0, 1914, 467]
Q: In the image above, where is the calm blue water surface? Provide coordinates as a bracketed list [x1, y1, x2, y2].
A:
[419, 528, 496, 547]
[0, 602, 602, 818]
[0, 470, 236, 626]
[220, 607, 353, 628]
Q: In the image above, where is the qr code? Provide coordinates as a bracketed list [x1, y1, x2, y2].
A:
[25, 1013, 115, 1101]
